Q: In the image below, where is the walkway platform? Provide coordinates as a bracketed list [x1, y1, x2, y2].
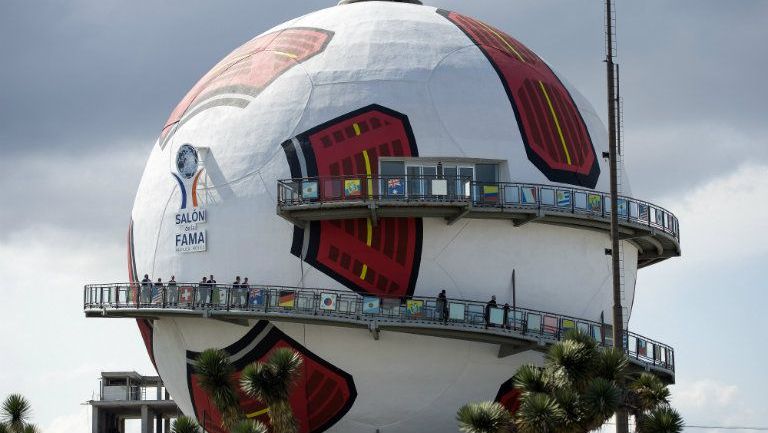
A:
[277, 177, 681, 268]
[84, 284, 675, 383]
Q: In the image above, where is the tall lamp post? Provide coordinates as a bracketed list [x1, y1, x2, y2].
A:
[605, 0, 629, 433]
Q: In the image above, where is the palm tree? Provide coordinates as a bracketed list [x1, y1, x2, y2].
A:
[456, 401, 512, 433]
[513, 331, 682, 433]
[459, 331, 683, 433]
[240, 347, 304, 433]
[637, 406, 684, 433]
[171, 416, 201, 433]
[0, 394, 33, 433]
[194, 349, 242, 429]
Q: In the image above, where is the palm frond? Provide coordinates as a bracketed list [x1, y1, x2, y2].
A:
[22, 425, 39, 433]
[594, 348, 629, 383]
[551, 388, 583, 433]
[546, 340, 597, 390]
[0, 423, 8, 433]
[171, 416, 201, 433]
[637, 406, 684, 433]
[193, 349, 240, 423]
[562, 329, 598, 351]
[269, 348, 303, 394]
[1, 394, 32, 432]
[580, 378, 620, 430]
[515, 393, 564, 433]
[231, 419, 269, 433]
[630, 373, 671, 412]
[241, 348, 303, 403]
[513, 364, 549, 395]
[457, 401, 512, 433]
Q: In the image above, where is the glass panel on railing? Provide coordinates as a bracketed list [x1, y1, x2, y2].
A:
[521, 187, 537, 204]
[543, 315, 558, 335]
[628, 335, 637, 355]
[527, 313, 541, 333]
[637, 338, 648, 356]
[323, 179, 342, 200]
[617, 199, 628, 217]
[541, 188, 555, 206]
[432, 179, 448, 198]
[362, 296, 381, 314]
[343, 179, 363, 200]
[577, 322, 589, 336]
[319, 292, 337, 312]
[449, 303, 466, 321]
[561, 319, 576, 334]
[481, 184, 500, 205]
[489, 307, 505, 326]
[297, 294, 313, 311]
[630, 201, 639, 219]
[278, 290, 296, 309]
[639, 204, 649, 222]
[406, 299, 424, 318]
[468, 304, 484, 324]
[556, 190, 572, 208]
[591, 324, 602, 341]
[574, 192, 587, 209]
[589, 194, 602, 214]
[505, 185, 519, 204]
[337, 299, 349, 313]
[301, 181, 319, 201]
[513, 310, 525, 330]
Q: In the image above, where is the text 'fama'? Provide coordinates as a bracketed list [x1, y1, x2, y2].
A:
[176, 230, 207, 253]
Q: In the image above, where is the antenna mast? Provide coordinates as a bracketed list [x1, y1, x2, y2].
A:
[606, 0, 629, 432]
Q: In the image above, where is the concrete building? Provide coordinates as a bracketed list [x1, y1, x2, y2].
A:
[89, 372, 179, 433]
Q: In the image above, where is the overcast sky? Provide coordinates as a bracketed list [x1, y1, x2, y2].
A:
[1, 1, 766, 432]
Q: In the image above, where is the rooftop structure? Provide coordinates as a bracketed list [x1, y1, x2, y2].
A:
[88, 372, 179, 433]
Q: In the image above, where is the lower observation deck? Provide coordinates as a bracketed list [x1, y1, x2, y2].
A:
[84, 283, 674, 382]
[277, 177, 681, 268]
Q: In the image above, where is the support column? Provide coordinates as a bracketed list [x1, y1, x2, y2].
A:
[156, 413, 162, 433]
[141, 405, 155, 433]
[91, 407, 100, 433]
[164, 418, 171, 433]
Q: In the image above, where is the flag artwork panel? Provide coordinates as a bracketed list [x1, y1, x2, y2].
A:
[387, 178, 404, 195]
[279, 290, 296, 308]
[362, 296, 380, 314]
[320, 292, 338, 311]
[406, 300, 424, 317]
[302, 181, 319, 200]
[344, 179, 362, 198]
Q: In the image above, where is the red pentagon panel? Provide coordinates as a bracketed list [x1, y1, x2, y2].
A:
[187, 322, 356, 433]
[494, 378, 522, 415]
[438, 10, 600, 188]
[282, 105, 422, 298]
[160, 27, 334, 147]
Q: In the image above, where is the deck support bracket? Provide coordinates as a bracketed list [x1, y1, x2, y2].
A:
[446, 206, 471, 226]
[369, 320, 380, 340]
[513, 210, 544, 227]
[369, 203, 379, 227]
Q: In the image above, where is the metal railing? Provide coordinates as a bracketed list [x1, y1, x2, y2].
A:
[276, 175, 679, 241]
[84, 283, 674, 373]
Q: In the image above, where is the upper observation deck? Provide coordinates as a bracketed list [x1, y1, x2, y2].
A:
[276, 176, 681, 268]
[84, 283, 675, 382]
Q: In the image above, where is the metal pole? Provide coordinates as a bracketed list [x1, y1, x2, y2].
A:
[606, 1, 628, 433]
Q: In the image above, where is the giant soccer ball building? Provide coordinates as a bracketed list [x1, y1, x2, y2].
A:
[117, 1, 680, 432]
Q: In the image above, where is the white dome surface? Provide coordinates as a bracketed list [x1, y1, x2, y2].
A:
[129, 3, 638, 432]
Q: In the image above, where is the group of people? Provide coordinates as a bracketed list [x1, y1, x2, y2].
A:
[435, 291, 514, 329]
[138, 274, 253, 306]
